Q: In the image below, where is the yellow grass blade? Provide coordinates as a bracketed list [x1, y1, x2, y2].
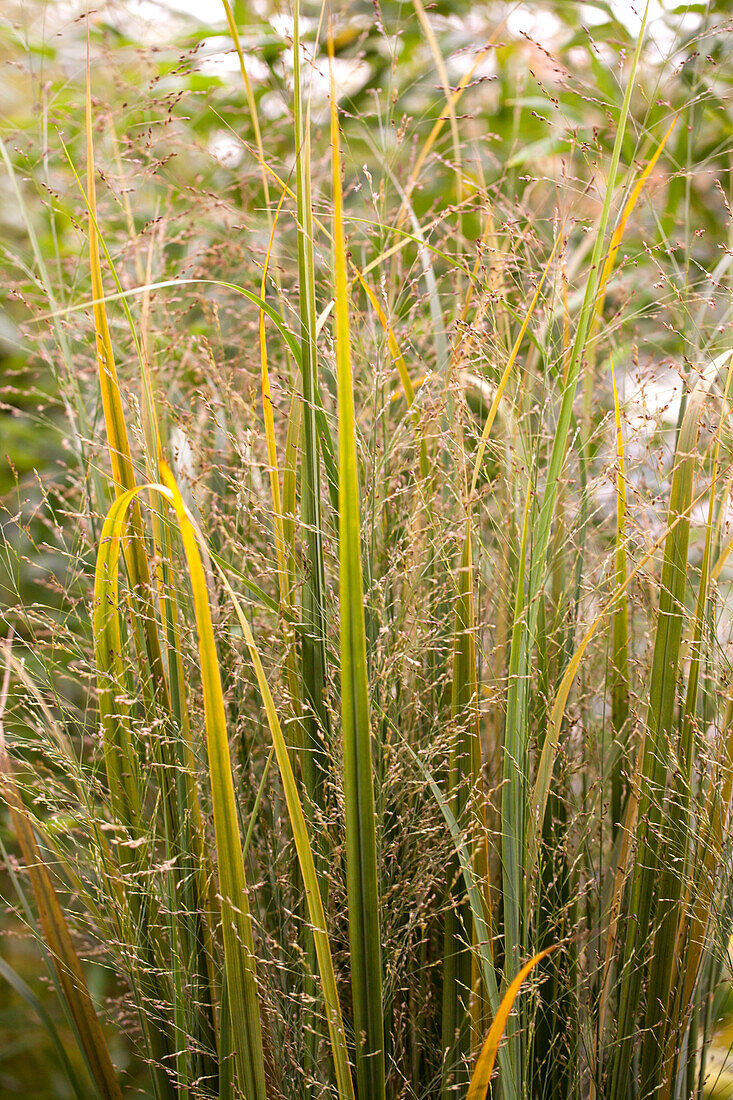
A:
[94, 473, 268, 1100]
[411, 0, 463, 211]
[84, 48, 173, 736]
[85, 46, 136, 498]
[466, 947, 557, 1100]
[258, 177, 292, 596]
[583, 118, 678, 432]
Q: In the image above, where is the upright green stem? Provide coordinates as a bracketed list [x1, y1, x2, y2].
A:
[331, 42, 386, 1100]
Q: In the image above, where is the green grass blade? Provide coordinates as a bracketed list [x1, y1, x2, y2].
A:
[293, 0, 330, 830]
[330, 42, 385, 1100]
[500, 24, 650, 1077]
[523, 3, 650, 613]
[293, 10, 332, 1088]
[528, 466, 716, 883]
[500, 481, 533, 1066]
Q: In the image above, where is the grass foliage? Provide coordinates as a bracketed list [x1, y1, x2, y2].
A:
[3, 1, 733, 1098]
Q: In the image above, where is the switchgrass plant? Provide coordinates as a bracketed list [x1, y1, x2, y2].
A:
[3, 1, 733, 1098]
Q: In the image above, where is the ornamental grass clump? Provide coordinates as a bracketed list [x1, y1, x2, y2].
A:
[2, 2, 733, 1098]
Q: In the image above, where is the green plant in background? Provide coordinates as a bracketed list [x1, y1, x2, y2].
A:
[3, 1, 733, 1099]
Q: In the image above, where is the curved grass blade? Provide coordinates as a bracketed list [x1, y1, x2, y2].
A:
[37, 277, 303, 365]
[72, 128, 222, 1079]
[83, 48, 174, 746]
[466, 947, 557, 1100]
[94, 475, 268, 1100]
